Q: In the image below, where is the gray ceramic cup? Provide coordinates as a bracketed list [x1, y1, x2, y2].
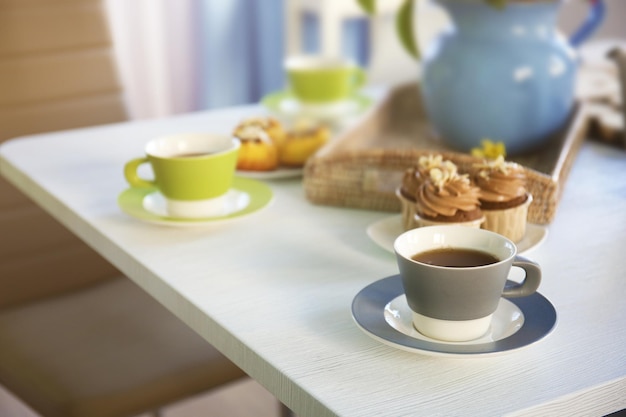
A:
[394, 225, 541, 342]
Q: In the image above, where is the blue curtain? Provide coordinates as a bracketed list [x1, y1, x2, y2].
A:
[302, 12, 369, 67]
[196, 0, 369, 110]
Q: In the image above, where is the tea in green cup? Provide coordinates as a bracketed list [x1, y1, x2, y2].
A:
[285, 55, 366, 103]
[124, 133, 240, 218]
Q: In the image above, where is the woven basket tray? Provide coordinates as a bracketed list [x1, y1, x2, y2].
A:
[303, 83, 590, 224]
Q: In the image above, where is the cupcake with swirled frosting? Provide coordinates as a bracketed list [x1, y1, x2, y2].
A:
[472, 155, 531, 242]
[397, 155, 459, 230]
[414, 168, 484, 228]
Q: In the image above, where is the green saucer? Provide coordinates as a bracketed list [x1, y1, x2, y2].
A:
[261, 90, 372, 121]
[118, 177, 273, 226]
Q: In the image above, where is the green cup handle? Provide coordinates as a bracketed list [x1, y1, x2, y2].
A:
[124, 157, 156, 188]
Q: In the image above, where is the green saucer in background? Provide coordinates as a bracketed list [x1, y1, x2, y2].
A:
[261, 90, 372, 124]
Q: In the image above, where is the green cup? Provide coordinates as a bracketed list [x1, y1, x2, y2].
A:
[124, 133, 240, 218]
[285, 55, 366, 103]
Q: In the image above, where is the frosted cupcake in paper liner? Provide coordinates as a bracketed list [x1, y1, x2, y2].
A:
[413, 168, 484, 228]
[396, 155, 458, 230]
[472, 155, 531, 242]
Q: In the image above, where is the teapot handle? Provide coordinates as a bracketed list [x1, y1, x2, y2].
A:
[570, 0, 606, 47]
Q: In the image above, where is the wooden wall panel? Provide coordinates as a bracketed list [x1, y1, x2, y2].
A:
[0, 4, 109, 56]
[0, 244, 119, 309]
[0, 178, 30, 210]
[0, 169, 121, 310]
[0, 204, 81, 258]
[0, 0, 98, 8]
[0, 93, 126, 141]
[0, 0, 126, 308]
[0, 50, 122, 106]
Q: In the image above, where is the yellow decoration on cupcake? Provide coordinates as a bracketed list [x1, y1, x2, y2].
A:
[471, 139, 507, 160]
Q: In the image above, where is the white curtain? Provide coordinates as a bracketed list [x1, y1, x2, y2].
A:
[104, 0, 287, 121]
[104, 0, 382, 120]
[105, 0, 200, 120]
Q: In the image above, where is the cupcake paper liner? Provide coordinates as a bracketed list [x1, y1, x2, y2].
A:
[396, 188, 419, 231]
[414, 213, 485, 229]
[481, 194, 533, 243]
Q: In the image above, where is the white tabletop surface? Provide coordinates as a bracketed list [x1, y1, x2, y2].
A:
[1, 103, 625, 417]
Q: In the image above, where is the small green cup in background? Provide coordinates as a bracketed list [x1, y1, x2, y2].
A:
[124, 133, 240, 218]
[285, 55, 366, 103]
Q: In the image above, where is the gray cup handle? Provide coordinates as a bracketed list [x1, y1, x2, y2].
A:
[502, 255, 542, 298]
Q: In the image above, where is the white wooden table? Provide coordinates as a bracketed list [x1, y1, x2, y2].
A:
[1, 103, 625, 417]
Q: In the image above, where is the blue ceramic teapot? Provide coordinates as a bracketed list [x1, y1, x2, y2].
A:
[399, 0, 605, 154]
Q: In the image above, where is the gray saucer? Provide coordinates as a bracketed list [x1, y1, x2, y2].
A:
[351, 275, 557, 357]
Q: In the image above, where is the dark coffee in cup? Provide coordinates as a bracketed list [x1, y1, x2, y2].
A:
[412, 248, 499, 268]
